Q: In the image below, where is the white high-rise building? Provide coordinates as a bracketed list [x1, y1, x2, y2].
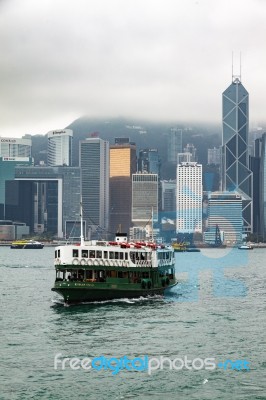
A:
[47, 129, 73, 166]
[0, 135, 32, 157]
[176, 162, 202, 233]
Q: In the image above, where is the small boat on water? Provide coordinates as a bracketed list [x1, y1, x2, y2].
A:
[172, 242, 186, 252]
[10, 240, 44, 249]
[186, 247, 201, 252]
[172, 242, 201, 252]
[238, 244, 253, 250]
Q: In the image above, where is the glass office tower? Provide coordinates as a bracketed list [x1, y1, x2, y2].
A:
[260, 133, 266, 237]
[221, 77, 253, 233]
[80, 138, 109, 239]
[109, 142, 137, 235]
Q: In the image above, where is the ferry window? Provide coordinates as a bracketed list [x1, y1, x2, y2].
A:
[82, 250, 88, 258]
[55, 250, 57, 258]
[89, 250, 95, 258]
[104, 251, 108, 259]
[130, 252, 136, 263]
[96, 250, 102, 258]
[86, 270, 93, 279]
[58, 249, 60, 257]
[119, 252, 124, 260]
[125, 253, 128, 260]
[115, 252, 119, 260]
[109, 251, 114, 259]
[73, 249, 79, 258]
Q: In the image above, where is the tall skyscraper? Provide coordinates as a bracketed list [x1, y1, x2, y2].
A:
[109, 141, 137, 235]
[208, 147, 221, 165]
[221, 76, 253, 233]
[167, 128, 182, 163]
[177, 152, 192, 164]
[183, 143, 197, 162]
[80, 138, 109, 239]
[138, 149, 160, 176]
[161, 180, 176, 213]
[204, 192, 243, 244]
[132, 173, 158, 224]
[260, 133, 266, 237]
[176, 162, 202, 233]
[47, 129, 73, 166]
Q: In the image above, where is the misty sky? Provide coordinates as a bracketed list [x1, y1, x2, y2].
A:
[1, 0, 266, 138]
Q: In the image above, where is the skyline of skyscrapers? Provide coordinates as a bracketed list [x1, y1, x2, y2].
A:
[1, 71, 266, 242]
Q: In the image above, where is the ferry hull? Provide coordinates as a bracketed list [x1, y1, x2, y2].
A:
[52, 282, 177, 304]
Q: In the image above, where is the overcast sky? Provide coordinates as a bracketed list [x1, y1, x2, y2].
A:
[1, 0, 266, 137]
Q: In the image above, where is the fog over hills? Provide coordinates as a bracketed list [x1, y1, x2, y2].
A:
[31, 117, 221, 179]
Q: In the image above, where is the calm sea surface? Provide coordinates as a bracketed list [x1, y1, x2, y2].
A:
[1, 246, 266, 400]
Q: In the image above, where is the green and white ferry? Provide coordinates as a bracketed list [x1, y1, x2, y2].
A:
[52, 225, 177, 304]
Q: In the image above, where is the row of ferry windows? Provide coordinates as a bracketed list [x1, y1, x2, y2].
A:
[55, 249, 129, 260]
[55, 249, 172, 260]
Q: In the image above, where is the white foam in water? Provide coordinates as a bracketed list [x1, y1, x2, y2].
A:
[51, 298, 64, 305]
[52, 294, 164, 306]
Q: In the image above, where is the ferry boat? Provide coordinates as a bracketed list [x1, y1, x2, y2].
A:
[52, 231, 177, 304]
[11, 239, 44, 249]
[238, 244, 253, 250]
[172, 242, 186, 252]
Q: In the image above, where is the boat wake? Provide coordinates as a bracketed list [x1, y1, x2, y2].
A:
[51, 294, 163, 307]
[51, 298, 65, 305]
[82, 295, 163, 306]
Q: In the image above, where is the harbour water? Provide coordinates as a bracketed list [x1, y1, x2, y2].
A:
[1, 246, 265, 399]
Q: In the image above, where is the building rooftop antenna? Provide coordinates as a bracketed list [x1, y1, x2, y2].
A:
[232, 51, 234, 83]
[240, 51, 242, 82]
[232, 51, 241, 83]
